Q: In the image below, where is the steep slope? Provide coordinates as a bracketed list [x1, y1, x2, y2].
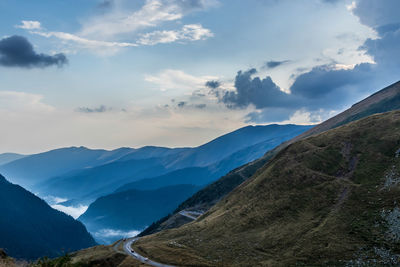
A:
[0, 174, 96, 260]
[140, 80, 400, 236]
[133, 111, 400, 266]
[0, 146, 135, 188]
[78, 185, 200, 243]
[0, 153, 26, 166]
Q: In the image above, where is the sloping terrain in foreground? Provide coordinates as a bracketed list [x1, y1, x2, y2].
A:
[140, 80, 400, 236]
[133, 111, 400, 266]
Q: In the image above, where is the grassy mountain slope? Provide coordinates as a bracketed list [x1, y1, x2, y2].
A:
[0, 174, 96, 260]
[133, 111, 400, 266]
[140, 80, 400, 237]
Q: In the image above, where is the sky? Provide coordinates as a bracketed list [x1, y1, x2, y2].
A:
[0, 0, 399, 154]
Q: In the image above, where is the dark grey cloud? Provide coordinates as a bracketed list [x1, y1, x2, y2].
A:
[210, 62, 378, 123]
[205, 80, 221, 89]
[353, 0, 400, 73]
[76, 105, 111, 113]
[290, 63, 372, 99]
[217, 68, 297, 109]
[264, 60, 290, 69]
[177, 101, 186, 108]
[353, 0, 400, 30]
[0, 35, 67, 68]
[361, 27, 400, 68]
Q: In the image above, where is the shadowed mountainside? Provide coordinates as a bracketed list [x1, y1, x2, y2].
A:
[78, 184, 201, 243]
[0, 174, 96, 260]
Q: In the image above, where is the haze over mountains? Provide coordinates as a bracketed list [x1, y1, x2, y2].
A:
[0, 123, 311, 246]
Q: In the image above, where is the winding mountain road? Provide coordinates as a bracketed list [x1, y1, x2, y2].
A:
[117, 237, 175, 267]
[114, 210, 204, 266]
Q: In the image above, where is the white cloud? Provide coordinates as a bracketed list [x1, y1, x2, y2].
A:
[145, 69, 218, 91]
[138, 24, 213, 45]
[80, 0, 182, 39]
[42, 195, 68, 205]
[31, 30, 138, 48]
[280, 109, 338, 125]
[80, 0, 217, 40]
[51, 204, 88, 219]
[29, 23, 212, 50]
[346, 1, 356, 11]
[19, 0, 216, 53]
[16, 20, 42, 30]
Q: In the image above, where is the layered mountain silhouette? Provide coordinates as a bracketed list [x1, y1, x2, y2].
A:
[0, 174, 96, 260]
[30, 124, 311, 202]
[0, 146, 136, 188]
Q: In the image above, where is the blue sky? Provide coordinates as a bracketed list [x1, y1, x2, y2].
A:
[0, 0, 399, 153]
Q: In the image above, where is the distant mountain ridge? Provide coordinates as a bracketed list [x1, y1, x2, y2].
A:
[0, 153, 26, 166]
[0, 146, 136, 188]
[32, 124, 311, 202]
[0, 174, 96, 260]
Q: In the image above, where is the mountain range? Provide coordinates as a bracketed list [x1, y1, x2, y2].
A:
[2, 80, 400, 266]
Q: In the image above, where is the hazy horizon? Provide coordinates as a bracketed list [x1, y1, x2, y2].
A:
[1, 0, 399, 153]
